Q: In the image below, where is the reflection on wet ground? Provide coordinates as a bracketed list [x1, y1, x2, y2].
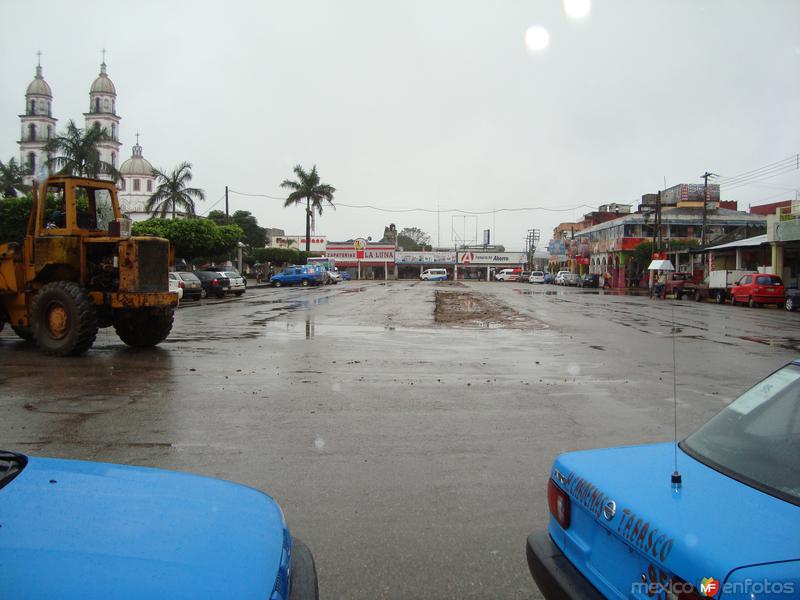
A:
[2, 280, 799, 600]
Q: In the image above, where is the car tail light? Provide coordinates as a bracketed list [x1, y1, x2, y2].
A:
[179, 281, 185, 289]
[212, 278, 218, 286]
[547, 478, 570, 529]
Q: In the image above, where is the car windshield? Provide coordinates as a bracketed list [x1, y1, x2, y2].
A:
[224, 272, 239, 278]
[683, 364, 800, 504]
[179, 273, 200, 282]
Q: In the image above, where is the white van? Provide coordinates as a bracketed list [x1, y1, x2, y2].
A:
[495, 269, 520, 282]
[420, 269, 448, 281]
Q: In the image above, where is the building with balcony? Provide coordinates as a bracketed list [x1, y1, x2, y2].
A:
[574, 204, 766, 287]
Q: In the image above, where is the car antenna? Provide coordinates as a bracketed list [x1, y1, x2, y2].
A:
[671, 304, 682, 490]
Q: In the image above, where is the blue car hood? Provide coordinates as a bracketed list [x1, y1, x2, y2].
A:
[0, 457, 286, 600]
[553, 443, 800, 584]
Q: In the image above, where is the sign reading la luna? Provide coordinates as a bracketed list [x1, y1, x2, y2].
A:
[325, 241, 395, 266]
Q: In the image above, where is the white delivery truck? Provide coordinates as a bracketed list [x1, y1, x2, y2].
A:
[697, 270, 756, 304]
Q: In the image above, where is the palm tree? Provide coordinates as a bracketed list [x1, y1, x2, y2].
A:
[281, 165, 336, 251]
[44, 120, 119, 180]
[146, 162, 205, 219]
[0, 158, 31, 197]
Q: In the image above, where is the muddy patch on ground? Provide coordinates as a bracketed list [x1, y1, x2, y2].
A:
[434, 290, 547, 329]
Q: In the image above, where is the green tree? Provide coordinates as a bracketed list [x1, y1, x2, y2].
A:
[397, 226, 432, 251]
[632, 241, 654, 271]
[132, 218, 242, 261]
[207, 209, 227, 225]
[0, 158, 31, 197]
[280, 165, 336, 252]
[231, 210, 266, 249]
[45, 120, 119, 180]
[206, 209, 266, 248]
[0, 193, 61, 244]
[0, 196, 34, 244]
[146, 162, 205, 219]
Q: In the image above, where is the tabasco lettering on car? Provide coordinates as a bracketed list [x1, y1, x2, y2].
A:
[526, 361, 800, 600]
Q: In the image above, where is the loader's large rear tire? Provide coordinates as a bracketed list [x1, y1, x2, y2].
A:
[113, 308, 174, 348]
[11, 324, 33, 342]
[31, 281, 98, 356]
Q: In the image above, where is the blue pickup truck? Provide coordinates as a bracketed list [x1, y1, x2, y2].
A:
[270, 265, 324, 287]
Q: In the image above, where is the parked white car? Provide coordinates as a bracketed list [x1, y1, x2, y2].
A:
[168, 273, 184, 301]
[325, 268, 342, 284]
[529, 271, 545, 284]
[554, 270, 570, 285]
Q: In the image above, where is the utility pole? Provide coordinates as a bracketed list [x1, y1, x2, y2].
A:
[225, 185, 229, 223]
[525, 228, 540, 270]
[700, 172, 716, 248]
[652, 190, 662, 254]
[700, 171, 716, 274]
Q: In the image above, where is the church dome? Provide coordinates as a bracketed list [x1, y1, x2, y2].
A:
[26, 65, 52, 97]
[120, 142, 154, 176]
[90, 62, 116, 95]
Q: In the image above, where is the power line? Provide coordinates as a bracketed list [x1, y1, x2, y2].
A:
[713, 154, 799, 186]
[722, 166, 800, 191]
[198, 193, 226, 216]
[721, 164, 799, 188]
[227, 188, 595, 214]
[228, 189, 287, 200]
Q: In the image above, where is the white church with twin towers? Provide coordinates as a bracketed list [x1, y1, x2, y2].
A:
[16, 51, 155, 220]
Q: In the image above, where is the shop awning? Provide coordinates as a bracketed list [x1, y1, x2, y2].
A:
[704, 234, 768, 251]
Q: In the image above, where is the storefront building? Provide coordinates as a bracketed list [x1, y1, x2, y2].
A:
[574, 208, 766, 288]
[396, 251, 456, 279]
[456, 251, 527, 280]
[325, 241, 395, 279]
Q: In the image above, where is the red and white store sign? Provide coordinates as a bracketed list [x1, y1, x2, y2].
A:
[326, 243, 395, 266]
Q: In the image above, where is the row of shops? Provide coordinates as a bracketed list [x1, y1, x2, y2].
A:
[548, 203, 800, 288]
[323, 243, 531, 280]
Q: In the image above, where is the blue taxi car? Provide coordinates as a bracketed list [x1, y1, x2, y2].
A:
[527, 360, 800, 599]
[0, 453, 318, 600]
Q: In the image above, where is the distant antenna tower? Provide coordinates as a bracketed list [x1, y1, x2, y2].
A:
[450, 215, 478, 249]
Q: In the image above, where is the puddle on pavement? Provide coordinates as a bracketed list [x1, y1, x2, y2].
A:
[25, 395, 135, 415]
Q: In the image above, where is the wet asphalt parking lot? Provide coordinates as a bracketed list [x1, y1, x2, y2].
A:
[2, 280, 799, 599]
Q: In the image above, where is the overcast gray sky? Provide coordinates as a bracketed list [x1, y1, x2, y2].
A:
[2, 0, 798, 248]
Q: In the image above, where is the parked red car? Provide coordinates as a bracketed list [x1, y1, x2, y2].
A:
[730, 273, 784, 308]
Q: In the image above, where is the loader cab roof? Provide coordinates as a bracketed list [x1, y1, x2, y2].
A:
[37, 178, 121, 237]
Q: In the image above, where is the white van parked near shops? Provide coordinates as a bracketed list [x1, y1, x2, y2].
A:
[420, 268, 448, 281]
